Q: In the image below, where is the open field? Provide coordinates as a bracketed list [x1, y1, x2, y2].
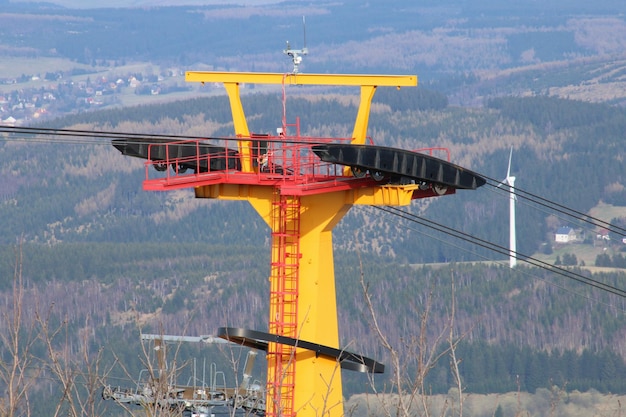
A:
[535, 243, 617, 267]
[347, 390, 626, 417]
[589, 202, 626, 224]
[0, 57, 95, 79]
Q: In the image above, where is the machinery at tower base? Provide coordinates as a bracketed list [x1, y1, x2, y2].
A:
[101, 334, 266, 416]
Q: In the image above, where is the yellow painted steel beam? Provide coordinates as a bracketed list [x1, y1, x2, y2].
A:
[351, 84, 377, 145]
[349, 184, 418, 206]
[222, 83, 253, 172]
[194, 183, 417, 207]
[193, 183, 415, 417]
[195, 185, 355, 416]
[194, 184, 274, 223]
[186, 71, 417, 163]
[186, 71, 417, 87]
[290, 192, 351, 417]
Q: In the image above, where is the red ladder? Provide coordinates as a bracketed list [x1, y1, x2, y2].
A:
[266, 191, 301, 417]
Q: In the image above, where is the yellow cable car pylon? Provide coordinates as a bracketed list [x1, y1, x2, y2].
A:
[112, 70, 482, 417]
[185, 71, 418, 417]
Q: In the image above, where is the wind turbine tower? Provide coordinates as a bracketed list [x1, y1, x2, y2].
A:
[503, 148, 517, 268]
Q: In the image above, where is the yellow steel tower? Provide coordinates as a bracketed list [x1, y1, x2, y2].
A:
[187, 71, 417, 417]
[113, 71, 485, 417]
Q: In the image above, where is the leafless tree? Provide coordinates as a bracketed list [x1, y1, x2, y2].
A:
[36, 308, 112, 417]
[358, 254, 468, 417]
[0, 240, 40, 417]
[0, 241, 110, 417]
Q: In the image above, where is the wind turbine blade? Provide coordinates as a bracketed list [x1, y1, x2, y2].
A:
[506, 147, 513, 178]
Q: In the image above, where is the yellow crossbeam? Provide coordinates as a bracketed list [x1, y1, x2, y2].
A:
[185, 71, 418, 170]
[185, 71, 417, 87]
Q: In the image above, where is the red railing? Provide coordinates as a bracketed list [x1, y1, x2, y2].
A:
[143, 135, 353, 186]
[413, 146, 450, 161]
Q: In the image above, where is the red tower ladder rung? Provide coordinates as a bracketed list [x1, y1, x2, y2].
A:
[267, 191, 301, 417]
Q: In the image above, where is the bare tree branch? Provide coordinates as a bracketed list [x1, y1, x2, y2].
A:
[356, 244, 470, 417]
[0, 239, 40, 417]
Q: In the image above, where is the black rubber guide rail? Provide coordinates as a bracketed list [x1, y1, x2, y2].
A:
[217, 327, 384, 374]
[312, 143, 486, 189]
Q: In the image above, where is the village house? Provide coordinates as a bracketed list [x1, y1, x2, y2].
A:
[597, 229, 611, 241]
[1, 116, 17, 126]
[555, 226, 576, 243]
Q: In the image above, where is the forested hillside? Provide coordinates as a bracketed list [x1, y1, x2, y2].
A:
[2, 0, 626, 415]
[2, 88, 626, 414]
[16, 89, 626, 262]
[5, 244, 626, 413]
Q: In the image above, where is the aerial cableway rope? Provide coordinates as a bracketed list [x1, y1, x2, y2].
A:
[364, 206, 626, 311]
[374, 205, 626, 300]
[480, 180, 618, 248]
[480, 176, 626, 239]
[6, 124, 621, 240]
[0, 125, 332, 147]
[2, 125, 626, 299]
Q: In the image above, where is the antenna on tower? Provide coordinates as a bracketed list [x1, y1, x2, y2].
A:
[283, 16, 308, 73]
[498, 148, 517, 268]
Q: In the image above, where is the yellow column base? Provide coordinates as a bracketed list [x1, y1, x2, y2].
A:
[193, 184, 415, 417]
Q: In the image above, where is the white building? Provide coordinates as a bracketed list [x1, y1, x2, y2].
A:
[555, 226, 576, 243]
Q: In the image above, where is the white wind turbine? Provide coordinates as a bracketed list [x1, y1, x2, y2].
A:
[499, 148, 517, 268]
